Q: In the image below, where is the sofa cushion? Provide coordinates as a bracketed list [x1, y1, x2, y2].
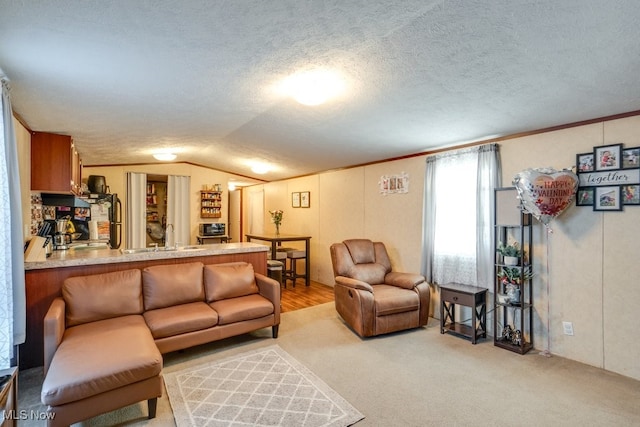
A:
[372, 284, 419, 316]
[143, 302, 219, 339]
[204, 262, 259, 302]
[63, 269, 143, 327]
[209, 294, 274, 325]
[143, 262, 205, 310]
[41, 315, 161, 407]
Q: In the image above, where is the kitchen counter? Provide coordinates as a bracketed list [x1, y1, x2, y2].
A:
[22, 241, 270, 370]
[24, 242, 268, 270]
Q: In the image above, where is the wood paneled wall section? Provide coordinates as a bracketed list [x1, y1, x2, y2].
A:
[22, 252, 267, 370]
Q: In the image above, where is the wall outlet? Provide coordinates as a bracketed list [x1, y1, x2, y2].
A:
[562, 321, 574, 336]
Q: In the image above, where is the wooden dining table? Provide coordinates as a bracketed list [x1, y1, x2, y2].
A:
[244, 232, 311, 286]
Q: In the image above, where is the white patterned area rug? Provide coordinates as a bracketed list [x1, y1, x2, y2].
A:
[165, 345, 364, 427]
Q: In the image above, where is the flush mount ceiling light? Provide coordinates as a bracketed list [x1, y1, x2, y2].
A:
[153, 152, 177, 161]
[251, 163, 271, 174]
[278, 69, 346, 106]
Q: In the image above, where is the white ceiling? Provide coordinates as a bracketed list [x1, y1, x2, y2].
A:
[1, 1, 640, 181]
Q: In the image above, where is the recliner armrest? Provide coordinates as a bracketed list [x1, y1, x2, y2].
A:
[335, 276, 374, 293]
[385, 272, 426, 290]
[43, 297, 66, 376]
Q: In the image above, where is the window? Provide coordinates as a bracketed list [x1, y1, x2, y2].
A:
[423, 144, 500, 288]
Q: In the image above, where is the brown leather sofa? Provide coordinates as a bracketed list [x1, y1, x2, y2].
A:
[41, 261, 280, 426]
[330, 239, 430, 337]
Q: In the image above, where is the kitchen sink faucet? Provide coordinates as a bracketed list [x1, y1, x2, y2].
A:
[164, 224, 174, 249]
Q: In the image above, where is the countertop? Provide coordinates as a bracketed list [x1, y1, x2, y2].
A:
[24, 242, 269, 271]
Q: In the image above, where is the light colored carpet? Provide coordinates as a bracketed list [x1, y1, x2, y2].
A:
[18, 302, 640, 426]
[165, 345, 364, 426]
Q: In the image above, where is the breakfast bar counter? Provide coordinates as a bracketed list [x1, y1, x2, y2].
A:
[24, 242, 265, 270]
[22, 242, 269, 369]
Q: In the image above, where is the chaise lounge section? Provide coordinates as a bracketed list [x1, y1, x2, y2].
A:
[41, 261, 280, 426]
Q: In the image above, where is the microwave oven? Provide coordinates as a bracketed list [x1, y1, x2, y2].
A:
[199, 223, 226, 236]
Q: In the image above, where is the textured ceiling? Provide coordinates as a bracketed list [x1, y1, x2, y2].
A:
[1, 1, 640, 181]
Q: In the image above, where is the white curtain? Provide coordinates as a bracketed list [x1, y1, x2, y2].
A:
[476, 144, 501, 288]
[423, 144, 500, 288]
[126, 172, 147, 249]
[0, 77, 25, 369]
[248, 188, 264, 234]
[167, 175, 190, 246]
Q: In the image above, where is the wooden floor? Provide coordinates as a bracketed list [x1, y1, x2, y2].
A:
[280, 279, 335, 313]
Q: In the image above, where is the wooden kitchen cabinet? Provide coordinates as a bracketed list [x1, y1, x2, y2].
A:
[31, 131, 82, 194]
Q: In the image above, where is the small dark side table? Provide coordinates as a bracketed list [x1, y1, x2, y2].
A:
[439, 283, 487, 344]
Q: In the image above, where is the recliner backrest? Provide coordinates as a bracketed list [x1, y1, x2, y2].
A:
[331, 239, 392, 285]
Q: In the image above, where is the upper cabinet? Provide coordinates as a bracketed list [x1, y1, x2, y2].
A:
[31, 131, 82, 195]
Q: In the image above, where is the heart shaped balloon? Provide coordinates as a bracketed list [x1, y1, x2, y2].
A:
[513, 168, 579, 227]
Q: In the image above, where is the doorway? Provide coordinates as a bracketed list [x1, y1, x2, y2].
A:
[228, 188, 242, 242]
[145, 175, 167, 247]
[125, 172, 191, 249]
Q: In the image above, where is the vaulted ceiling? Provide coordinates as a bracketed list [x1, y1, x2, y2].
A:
[1, 1, 639, 181]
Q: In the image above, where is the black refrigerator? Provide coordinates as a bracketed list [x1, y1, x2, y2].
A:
[80, 193, 122, 249]
[41, 193, 122, 249]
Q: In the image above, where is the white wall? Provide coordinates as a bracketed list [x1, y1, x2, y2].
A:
[247, 115, 640, 381]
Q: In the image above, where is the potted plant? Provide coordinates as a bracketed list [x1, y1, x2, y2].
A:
[497, 241, 522, 265]
[497, 266, 534, 287]
[269, 209, 283, 235]
[497, 266, 534, 304]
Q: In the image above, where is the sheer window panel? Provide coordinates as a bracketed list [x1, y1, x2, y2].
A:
[424, 144, 500, 288]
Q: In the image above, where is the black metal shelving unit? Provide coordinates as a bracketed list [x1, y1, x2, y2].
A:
[493, 187, 534, 355]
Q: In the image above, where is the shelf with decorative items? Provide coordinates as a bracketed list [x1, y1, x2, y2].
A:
[494, 187, 534, 355]
[201, 185, 223, 218]
[146, 182, 160, 222]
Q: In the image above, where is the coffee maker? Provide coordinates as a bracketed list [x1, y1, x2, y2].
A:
[54, 217, 72, 250]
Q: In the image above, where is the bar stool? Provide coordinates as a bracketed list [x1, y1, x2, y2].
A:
[266, 260, 284, 287]
[285, 250, 306, 287]
[267, 251, 287, 287]
[277, 247, 296, 254]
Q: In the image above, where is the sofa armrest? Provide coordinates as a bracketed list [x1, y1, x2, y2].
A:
[255, 273, 281, 318]
[384, 272, 426, 290]
[43, 297, 66, 376]
[335, 276, 374, 293]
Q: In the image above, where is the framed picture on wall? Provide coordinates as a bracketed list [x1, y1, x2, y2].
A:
[292, 192, 301, 208]
[622, 147, 640, 169]
[576, 153, 594, 173]
[622, 185, 640, 205]
[593, 186, 622, 211]
[300, 191, 310, 208]
[576, 187, 595, 206]
[594, 144, 622, 171]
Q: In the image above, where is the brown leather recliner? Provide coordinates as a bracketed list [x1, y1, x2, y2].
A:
[330, 239, 430, 337]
